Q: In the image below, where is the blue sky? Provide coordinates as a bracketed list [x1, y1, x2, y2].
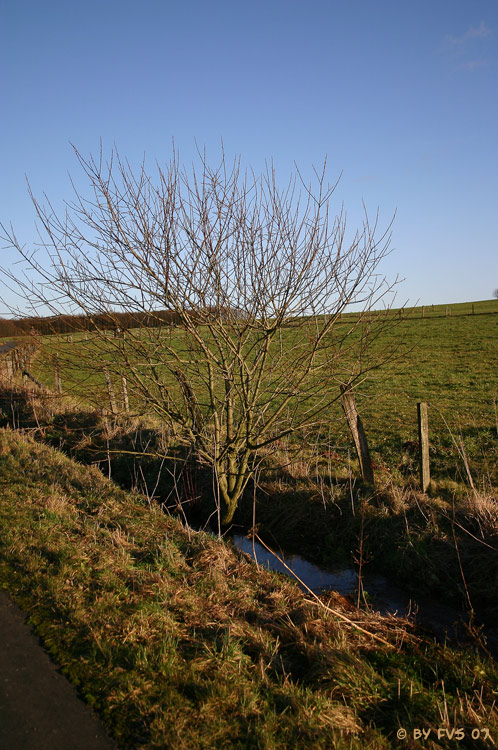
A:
[1, 0, 497, 312]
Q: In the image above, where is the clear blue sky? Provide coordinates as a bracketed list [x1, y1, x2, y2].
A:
[1, 0, 497, 312]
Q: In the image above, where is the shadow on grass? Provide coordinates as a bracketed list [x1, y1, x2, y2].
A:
[1, 380, 497, 634]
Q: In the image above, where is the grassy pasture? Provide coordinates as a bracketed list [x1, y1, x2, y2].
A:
[353, 304, 498, 486]
[29, 299, 498, 486]
[339, 298, 498, 322]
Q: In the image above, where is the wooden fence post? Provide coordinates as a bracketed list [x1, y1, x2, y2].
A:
[11, 350, 19, 373]
[417, 402, 430, 492]
[121, 376, 129, 412]
[340, 384, 374, 485]
[104, 370, 117, 414]
[53, 355, 62, 394]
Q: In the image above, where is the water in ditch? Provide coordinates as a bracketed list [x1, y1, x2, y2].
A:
[232, 534, 498, 656]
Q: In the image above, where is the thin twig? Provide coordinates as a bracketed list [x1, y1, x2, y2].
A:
[443, 514, 497, 551]
[451, 501, 473, 612]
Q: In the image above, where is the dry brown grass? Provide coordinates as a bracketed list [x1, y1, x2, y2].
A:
[1, 427, 497, 748]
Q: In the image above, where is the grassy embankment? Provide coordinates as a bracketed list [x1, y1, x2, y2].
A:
[1, 427, 497, 749]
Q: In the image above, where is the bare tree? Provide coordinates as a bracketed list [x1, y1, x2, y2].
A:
[1, 146, 401, 524]
[493, 289, 498, 299]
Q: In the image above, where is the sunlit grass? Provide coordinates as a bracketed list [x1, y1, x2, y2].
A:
[1, 428, 497, 748]
[28, 299, 498, 484]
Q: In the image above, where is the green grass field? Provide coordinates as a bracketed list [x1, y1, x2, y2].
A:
[28, 298, 498, 487]
[355, 304, 498, 485]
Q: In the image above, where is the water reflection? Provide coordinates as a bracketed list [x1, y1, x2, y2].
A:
[232, 534, 498, 656]
[233, 535, 357, 595]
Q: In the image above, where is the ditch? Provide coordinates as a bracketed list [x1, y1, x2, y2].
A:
[232, 534, 498, 659]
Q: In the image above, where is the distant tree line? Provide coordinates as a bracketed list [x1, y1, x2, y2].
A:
[0, 317, 21, 337]
[0, 306, 247, 338]
[0, 309, 183, 338]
